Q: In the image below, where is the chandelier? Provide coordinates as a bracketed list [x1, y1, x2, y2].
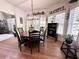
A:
[27, 0, 45, 17]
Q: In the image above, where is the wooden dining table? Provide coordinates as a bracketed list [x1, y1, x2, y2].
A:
[20, 32, 29, 37]
[20, 30, 40, 38]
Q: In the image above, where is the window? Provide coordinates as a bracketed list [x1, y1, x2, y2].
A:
[55, 13, 65, 35]
[26, 16, 46, 31]
[40, 17, 46, 28]
[48, 15, 56, 23]
[33, 17, 46, 30]
[33, 19, 40, 30]
[26, 20, 31, 31]
[67, 7, 79, 40]
[48, 13, 65, 35]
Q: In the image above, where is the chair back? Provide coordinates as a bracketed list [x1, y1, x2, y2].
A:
[40, 29, 46, 40]
[28, 29, 40, 54]
[18, 28, 23, 33]
[29, 30, 39, 36]
[14, 28, 21, 43]
[43, 29, 46, 40]
[40, 27, 44, 32]
[29, 30, 40, 42]
[29, 26, 34, 32]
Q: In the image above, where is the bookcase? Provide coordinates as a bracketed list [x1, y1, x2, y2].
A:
[47, 23, 58, 41]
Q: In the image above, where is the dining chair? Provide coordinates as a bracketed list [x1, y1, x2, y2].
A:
[29, 26, 34, 32]
[14, 28, 29, 51]
[18, 27, 29, 42]
[18, 28, 23, 33]
[40, 29, 46, 46]
[28, 31, 40, 54]
[40, 27, 44, 32]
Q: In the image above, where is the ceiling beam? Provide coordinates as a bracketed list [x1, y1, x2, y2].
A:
[16, 0, 29, 6]
[5, 0, 26, 12]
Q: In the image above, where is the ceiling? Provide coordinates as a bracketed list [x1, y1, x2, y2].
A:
[6, 0, 65, 11]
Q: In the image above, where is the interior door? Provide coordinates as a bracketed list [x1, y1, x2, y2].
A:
[7, 18, 16, 32]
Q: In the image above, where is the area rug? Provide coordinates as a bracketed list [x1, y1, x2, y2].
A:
[0, 34, 14, 41]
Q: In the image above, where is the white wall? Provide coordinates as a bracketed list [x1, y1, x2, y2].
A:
[0, 0, 26, 31]
[0, 0, 14, 15]
[14, 7, 26, 31]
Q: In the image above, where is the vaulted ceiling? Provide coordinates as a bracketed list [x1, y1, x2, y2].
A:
[6, 0, 65, 11]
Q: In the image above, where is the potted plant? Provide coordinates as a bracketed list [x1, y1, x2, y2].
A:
[65, 34, 74, 44]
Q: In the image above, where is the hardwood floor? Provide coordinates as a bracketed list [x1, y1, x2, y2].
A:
[0, 37, 65, 59]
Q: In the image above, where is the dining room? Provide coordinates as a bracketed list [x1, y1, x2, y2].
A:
[0, 0, 79, 59]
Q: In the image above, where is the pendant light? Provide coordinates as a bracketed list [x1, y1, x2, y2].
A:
[30, 0, 34, 27]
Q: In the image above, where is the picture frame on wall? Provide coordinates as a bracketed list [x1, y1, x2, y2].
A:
[20, 17, 23, 24]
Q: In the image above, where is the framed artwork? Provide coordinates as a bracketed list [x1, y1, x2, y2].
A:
[20, 17, 23, 24]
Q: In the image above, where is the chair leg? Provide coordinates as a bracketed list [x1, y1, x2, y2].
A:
[60, 42, 64, 50]
[75, 49, 77, 59]
[19, 44, 22, 51]
[55, 37, 57, 42]
[30, 46, 32, 54]
[38, 43, 40, 52]
[43, 41, 45, 46]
